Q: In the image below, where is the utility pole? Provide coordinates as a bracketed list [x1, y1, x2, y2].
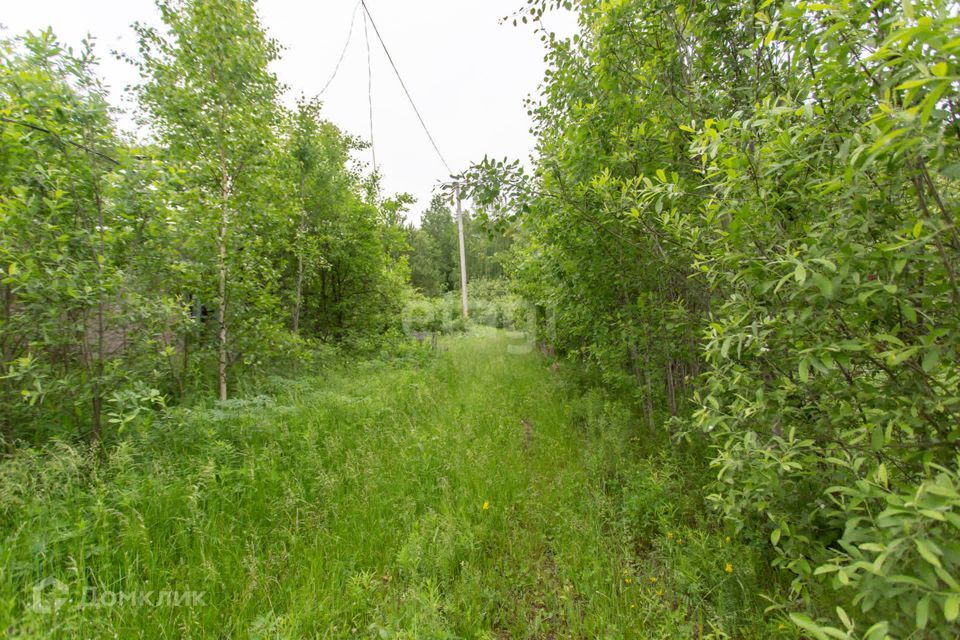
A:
[455, 182, 469, 318]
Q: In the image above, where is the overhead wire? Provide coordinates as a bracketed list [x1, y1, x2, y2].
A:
[359, 0, 453, 176]
[0, 116, 120, 166]
[362, 9, 377, 171]
[6, 2, 456, 186]
[317, 0, 361, 96]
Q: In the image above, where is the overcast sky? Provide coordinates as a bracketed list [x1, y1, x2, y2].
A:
[1, 0, 576, 223]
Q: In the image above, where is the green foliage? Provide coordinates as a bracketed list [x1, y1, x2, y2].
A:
[0, 31, 182, 443]
[6, 0, 960, 635]
[0, 332, 782, 638]
[462, 0, 960, 636]
[406, 195, 511, 297]
[462, 278, 531, 332]
[0, 1, 410, 442]
[284, 101, 410, 342]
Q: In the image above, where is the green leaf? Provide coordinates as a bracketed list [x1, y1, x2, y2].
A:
[922, 347, 940, 373]
[915, 539, 942, 569]
[864, 621, 889, 640]
[869, 127, 908, 154]
[789, 613, 831, 640]
[871, 426, 885, 451]
[925, 483, 959, 498]
[945, 595, 960, 622]
[897, 77, 933, 90]
[889, 346, 919, 366]
[916, 595, 930, 629]
[794, 263, 807, 284]
[771, 528, 781, 545]
[789, 613, 829, 640]
[721, 336, 733, 358]
[764, 22, 779, 45]
[932, 61, 948, 77]
[812, 272, 833, 298]
[836, 606, 852, 630]
[936, 567, 960, 591]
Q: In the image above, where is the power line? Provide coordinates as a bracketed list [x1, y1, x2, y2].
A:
[1, 116, 120, 166]
[362, 9, 377, 171]
[359, 0, 453, 175]
[318, 0, 361, 96]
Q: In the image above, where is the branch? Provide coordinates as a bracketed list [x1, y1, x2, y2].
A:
[0, 116, 120, 166]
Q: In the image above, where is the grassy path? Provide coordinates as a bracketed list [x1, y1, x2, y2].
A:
[2, 330, 769, 638]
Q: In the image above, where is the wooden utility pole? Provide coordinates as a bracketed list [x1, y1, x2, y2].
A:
[455, 183, 469, 318]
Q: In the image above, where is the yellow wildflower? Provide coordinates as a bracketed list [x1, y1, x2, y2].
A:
[624, 577, 632, 584]
[667, 532, 674, 539]
[649, 576, 658, 584]
[724, 563, 733, 574]
[482, 500, 490, 510]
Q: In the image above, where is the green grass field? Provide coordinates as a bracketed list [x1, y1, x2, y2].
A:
[0, 330, 785, 638]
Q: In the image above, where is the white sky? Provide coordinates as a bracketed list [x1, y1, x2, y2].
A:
[1, 0, 576, 224]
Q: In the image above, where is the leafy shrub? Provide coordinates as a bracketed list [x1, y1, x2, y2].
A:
[464, 0, 960, 636]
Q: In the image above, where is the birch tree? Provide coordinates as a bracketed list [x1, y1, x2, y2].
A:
[132, 0, 280, 400]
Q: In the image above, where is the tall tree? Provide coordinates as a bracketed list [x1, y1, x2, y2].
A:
[132, 0, 281, 400]
[287, 99, 321, 335]
[1, 32, 119, 441]
[419, 195, 460, 292]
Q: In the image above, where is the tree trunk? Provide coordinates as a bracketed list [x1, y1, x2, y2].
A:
[176, 328, 188, 398]
[665, 359, 677, 416]
[293, 253, 303, 334]
[88, 138, 106, 443]
[293, 172, 305, 334]
[642, 345, 655, 431]
[217, 150, 230, 402]
[1, 283, 11, 364]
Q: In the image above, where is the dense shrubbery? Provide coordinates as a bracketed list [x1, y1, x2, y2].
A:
[461, 278, 531, 332]
[400, 278, 533, 344]
[0, 1, 410, 445]
[401, 292, 464, 336]
[465, 0, 960, 636]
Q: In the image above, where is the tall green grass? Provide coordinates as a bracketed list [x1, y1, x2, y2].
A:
[1, 330, 788, 638]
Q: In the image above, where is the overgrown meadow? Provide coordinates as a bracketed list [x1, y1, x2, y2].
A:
[3, 0, 960, 637]
[2, 332, 782, 638]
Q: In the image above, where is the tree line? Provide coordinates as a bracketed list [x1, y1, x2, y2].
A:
[0, 0, 415, 445]
[464, 0, 960, 636]
[406, 194, 510, 297]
